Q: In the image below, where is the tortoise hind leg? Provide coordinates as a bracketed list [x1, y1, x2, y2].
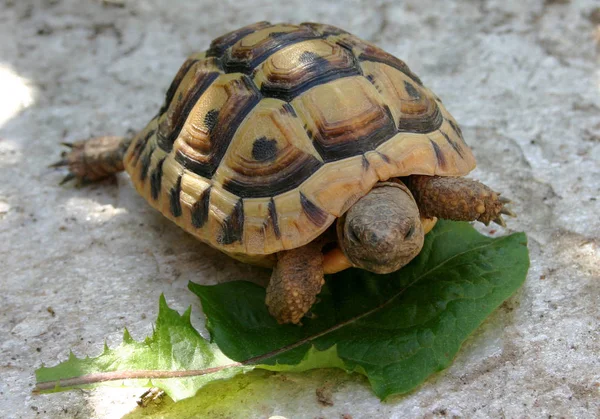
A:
[265, 241, 325, 325]
[407, 175, 516, 226]
[51, 136, 131, 184]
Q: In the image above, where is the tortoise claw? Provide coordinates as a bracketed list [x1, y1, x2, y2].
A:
[500, 207, 517, 218]
[49, 159, 68, 168]
[52, 142, 79, 183]
[499, 196, 512, 204]
[59, 173, 77, 185]
[50, 142, 74, 168]
[493, 216, 507, 228]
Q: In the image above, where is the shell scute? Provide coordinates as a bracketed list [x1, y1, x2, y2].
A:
[206, 21, 272, 58]
[213, 98, 323, 198]
[156, 58, 222, 153]
[253, 38, 361, 101]
[291, 76, 397, 161]
[223, 24, 320, 74]
[173, 73, 261, 178]
[360, 61, 442, 134]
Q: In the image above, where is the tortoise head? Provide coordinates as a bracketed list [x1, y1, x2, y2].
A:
[337, 181, 424, 274]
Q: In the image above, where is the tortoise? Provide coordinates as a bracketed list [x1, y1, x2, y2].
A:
[53, 22, 514, 325]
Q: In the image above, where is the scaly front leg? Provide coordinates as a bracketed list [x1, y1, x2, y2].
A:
[265, 242, 325, 325]
[407, 175, 516, 226]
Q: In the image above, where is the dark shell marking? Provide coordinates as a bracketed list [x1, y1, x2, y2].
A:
[218, 199, 244, 245]
[222, 154, 323, 198]
[150, 157, 166, 200]
[204, 109, 220, 134]
[131, 128, 156, 166]
[404, 81, 421, 99]
[396, 105, 442, 133]
[191, 186, 211, 228]
[267, 197, 281, 238]
[441, 130, 464, 158]
[430, 139, 447, 170]
[139, 145, 155, 181]
[169, 175, 183, 217]
[251, 137, 278, 161]
[300, 192, 329, 226]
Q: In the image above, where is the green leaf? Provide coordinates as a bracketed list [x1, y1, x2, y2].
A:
[35, 295, 249, 401]
[35, 221, 529, 401]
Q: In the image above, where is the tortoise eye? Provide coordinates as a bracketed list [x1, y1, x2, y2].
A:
[404, 224, 415, 239]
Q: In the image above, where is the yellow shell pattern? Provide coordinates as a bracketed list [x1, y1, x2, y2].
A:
[124, 22, 476, 258]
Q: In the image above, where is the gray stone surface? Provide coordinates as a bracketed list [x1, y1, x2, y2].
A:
[0, 0, 598, 417]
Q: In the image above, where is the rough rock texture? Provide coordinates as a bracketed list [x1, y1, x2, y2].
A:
[0, 0, 598, 417]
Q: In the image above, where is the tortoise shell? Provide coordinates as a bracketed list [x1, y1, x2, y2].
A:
[123, 22, 476, 259]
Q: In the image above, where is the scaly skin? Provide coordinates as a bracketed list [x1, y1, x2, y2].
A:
[51, 136, 129, 183]
[407, 175, 514, 226]
[323, 214, 437, 274]
[337, 181, 424, 274]
[265, 241, 325, 324]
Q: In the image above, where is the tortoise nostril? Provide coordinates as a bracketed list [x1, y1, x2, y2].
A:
[404, 224, 415, 240]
